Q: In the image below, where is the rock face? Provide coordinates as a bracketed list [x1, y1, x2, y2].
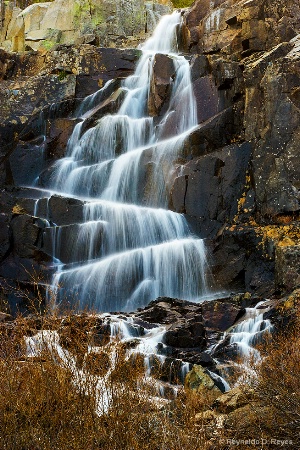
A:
[0, 0, 172, 51]
[176, 0, 300, 295]
[275, 245, 300, 294]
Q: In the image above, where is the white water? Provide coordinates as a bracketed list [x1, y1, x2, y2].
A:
[206, 300, 273, 390]
[40, 12, 210, 312]
[229, 302, 272, 358]
[25, 312, 187, 413]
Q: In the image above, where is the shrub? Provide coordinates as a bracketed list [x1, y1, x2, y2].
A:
[0, 311, 210, 450]
[224, 315, 300, 449]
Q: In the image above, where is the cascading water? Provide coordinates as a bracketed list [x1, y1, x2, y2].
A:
[228, 302, 273, 358]
[207, 301, 273, 389]
[40, 11, 210, 312]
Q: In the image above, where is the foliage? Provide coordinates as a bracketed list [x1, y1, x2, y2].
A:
[254, 321, 300, 447]
[40, 40, 55, 51]
[1, 275, 299, 449]
[0, 307, 210, 450]
[224, 316, 300, 449]
[171, 0, 195, 9]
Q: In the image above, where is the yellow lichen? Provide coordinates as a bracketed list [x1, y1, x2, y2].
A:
[12, 204, 25, 215]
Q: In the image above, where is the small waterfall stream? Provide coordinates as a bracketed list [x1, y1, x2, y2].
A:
[38, 11, 210, 312]
[208, 301, 273, 389]
[228, 302, 273, 358]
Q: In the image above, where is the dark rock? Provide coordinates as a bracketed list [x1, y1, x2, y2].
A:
[213, 342, 239, 361]
[176, 350, 215, 368]
[275, 245, 300, 294]
[172, 142, 252, 223]
[9, 140, 46, 187]
[0, 214, 11, 261]
[163, 322, 206, 349]
[42, 222, 105, 264]
[46, 118, 80, 161]
[148, 53, 175, 117]
[136, 297, 207, 350]
[192, 76, 219, 123]
[190, 54, 209, 82]
[48, 195, 85, 226]
[10, 214, 40, 259]
[79, 47, 141, 82]
[160, 357, 188, 384]
[211, 226, 276, 295]
[202, 297, 243, 333]
[180, 103, 243, 160]
[0, 255, 52, 311]
[243, 41, 300, 219]
[80, 87, 125, 134]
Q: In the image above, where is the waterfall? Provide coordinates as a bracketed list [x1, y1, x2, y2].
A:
[228, 302, 273, 358]
[41, 11, 210, 312]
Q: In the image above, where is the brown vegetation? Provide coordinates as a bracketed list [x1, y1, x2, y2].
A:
[0, 297, 299, 449]
[216, 315, 300, 449]
[0, 309, 210, 450]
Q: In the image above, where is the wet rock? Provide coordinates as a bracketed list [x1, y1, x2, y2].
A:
[148, 53, 176, 117]
[42, 222, 105, 264]
[75, 75, 121, 99]
[9, 139, 46, 187]
[160, 357, 188, 384]
[0, 46, 140, 165]
[48, 195, 85, 225]
[212, 342, 239, 362]
[80, 87, 125, 134]
[10, 214, 40, 259]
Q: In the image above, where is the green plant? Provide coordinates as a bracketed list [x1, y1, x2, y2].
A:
[40, 40, 55, 51]
[171, 0, 195, 9]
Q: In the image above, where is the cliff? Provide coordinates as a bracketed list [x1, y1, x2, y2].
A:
[0, 0, 299, 313]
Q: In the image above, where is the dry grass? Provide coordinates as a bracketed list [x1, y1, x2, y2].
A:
[0, 309, 210, 450]
[1, 278, 300, 450]
[253, 323, 300, 446]
[221, 314, 300, 449]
